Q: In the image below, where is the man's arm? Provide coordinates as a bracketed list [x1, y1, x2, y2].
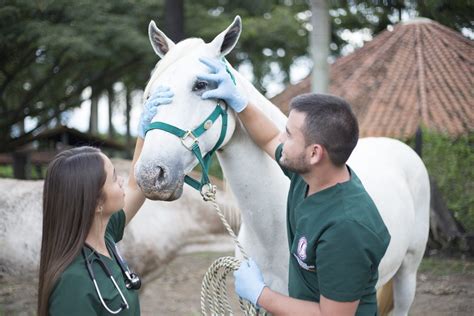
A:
[238, 102, 281, 159]
[235, 259, 359, 316]
[123, 138, 146, 225]
[258, 288, 359, 316]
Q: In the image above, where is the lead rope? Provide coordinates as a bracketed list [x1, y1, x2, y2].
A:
[200, 190, 262, 315]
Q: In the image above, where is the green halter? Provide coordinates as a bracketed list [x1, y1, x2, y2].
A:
[145, 102, 228, 200]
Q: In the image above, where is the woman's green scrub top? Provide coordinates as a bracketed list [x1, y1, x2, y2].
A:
[48, 210, 140, 315]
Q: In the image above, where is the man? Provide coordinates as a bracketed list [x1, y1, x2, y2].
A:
[198, 57, 391, 316]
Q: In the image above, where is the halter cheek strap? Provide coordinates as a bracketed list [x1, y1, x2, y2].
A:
[145, 103, 228, 200]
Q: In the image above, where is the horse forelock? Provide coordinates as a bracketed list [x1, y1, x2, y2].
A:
[144, 38, 206, 99]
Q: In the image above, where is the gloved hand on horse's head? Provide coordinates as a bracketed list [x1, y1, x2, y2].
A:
[198, 57, 248, 113]
[138, 86, 174, 139]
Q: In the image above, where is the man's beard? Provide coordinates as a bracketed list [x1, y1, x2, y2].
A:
[280, 151, 310, 174]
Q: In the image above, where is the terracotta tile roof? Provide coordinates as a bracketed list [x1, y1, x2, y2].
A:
[271, 19, 474, 138]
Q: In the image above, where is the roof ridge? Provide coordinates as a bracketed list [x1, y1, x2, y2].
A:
[415, 24, 429, 127]
[401, 17, 434, 25]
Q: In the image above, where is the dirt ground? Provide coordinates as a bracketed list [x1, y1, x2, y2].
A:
[1, 238, 473, 315]
[140, 241, 474, 316]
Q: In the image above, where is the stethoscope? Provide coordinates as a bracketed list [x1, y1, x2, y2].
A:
[82, 242, 141, 314]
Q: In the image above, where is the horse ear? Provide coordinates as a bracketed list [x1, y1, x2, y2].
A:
[148, 20, 175, 58]
[209, 16, 241, 57]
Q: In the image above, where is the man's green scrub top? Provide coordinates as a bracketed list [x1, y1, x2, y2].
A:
[276, 144, 391, 315]
[48, 210, 140, 315]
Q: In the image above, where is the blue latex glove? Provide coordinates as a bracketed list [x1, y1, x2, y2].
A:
[198, 57, 248, 113]
[234, 258, 266, 306]
[138, 86, 174, 138]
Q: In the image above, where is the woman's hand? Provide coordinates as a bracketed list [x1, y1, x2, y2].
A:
[137, 86, 174, 139]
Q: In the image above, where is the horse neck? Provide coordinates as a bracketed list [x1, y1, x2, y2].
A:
[217, 71, 288, 229]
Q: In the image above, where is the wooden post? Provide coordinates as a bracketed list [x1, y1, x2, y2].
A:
[12, 151, 31, 180]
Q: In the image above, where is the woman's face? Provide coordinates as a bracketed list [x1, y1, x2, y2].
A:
[100, 154, 125, 214]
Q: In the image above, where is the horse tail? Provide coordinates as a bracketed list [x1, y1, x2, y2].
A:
[377, 278, 394, 316]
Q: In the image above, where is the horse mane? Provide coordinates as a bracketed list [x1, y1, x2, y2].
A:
[144, 38, 205, 99]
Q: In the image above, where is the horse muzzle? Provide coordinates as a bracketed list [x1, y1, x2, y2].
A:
[135, 162, 184, 201]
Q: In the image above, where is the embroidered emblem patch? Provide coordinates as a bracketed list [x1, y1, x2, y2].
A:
[294, 236, 315, 271]
[297, 236, 307, 260]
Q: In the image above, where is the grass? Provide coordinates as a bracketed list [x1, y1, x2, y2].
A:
[419, 256, 474, 276]
[0, 165, 46, 179]
[0, 165, 13, 178]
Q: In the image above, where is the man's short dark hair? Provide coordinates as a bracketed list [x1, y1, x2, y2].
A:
[289, 93, 359, 166]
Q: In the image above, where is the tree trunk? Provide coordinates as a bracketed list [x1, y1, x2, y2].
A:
[428, 177, 472, 255]
[89, 92, 99, 135]
[310, 0, 330, 93]
[107, 86, 115, 139]
[165, 0, 185, 42]
[125, 86, 132, 157]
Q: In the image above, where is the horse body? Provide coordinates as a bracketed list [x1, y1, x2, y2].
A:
[136, 16, 430, 315]
[0, 176, 234, 280]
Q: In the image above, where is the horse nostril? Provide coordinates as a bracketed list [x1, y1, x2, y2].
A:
[155, 167, 166, 186]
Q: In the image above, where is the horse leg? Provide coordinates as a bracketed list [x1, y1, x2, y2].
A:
[392, 248, 424, 316]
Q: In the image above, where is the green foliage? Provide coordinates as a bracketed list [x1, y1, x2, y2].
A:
[416, 0, 473, 31]
[412, 129, 474, 232]
[327, 0, 473, 55]
[0, 0, 163, 151]
[185, 0, 309, 93]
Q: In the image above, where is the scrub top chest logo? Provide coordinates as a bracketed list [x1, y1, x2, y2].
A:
[293, 236, 315, 271]
[297, 236, 308, 261]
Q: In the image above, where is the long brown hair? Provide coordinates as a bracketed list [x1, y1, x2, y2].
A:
[38, 146, 107, 316]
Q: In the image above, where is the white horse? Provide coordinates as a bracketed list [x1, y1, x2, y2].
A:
[0, 175, 236, 279]
[136, 16, 430, 315]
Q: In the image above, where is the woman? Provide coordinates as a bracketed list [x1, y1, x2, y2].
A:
[37, 87, 173, 316]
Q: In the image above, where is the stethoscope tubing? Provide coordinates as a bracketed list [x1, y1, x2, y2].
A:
[82, 247, 130, 313]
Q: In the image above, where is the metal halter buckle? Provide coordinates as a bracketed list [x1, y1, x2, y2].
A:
[200, 183, 217, 201]
[181, 130, 198, 150]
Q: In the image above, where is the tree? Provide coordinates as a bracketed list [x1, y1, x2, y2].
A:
[0, 0, 160, 152]
[165, 0, 185, 42]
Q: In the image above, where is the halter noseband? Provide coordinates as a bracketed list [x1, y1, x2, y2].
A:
[145, 102, 228, 200]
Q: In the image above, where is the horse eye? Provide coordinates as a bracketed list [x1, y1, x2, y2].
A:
[192, 81, 208, 91]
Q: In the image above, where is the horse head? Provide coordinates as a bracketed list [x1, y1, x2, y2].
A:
[135, 16, 242, 201]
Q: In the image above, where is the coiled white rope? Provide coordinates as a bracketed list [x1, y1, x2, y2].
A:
[200, 192, 263, 315]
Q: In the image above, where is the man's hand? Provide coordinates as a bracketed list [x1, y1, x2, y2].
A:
[198, 57, 248, 113]
[138, 86, 174, 139]
[234, 258, 266, 306]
